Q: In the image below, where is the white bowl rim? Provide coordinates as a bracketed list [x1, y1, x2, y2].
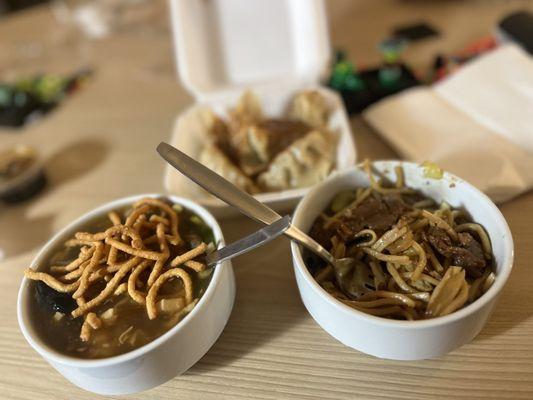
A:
[291, 160, 515, 329]
[17, 193, 228, 368]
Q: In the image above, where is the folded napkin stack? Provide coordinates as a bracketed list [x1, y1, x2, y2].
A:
[363, 44, 533, 203]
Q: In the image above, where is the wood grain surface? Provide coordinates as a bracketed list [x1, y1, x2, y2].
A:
[1, 1, 532, 399]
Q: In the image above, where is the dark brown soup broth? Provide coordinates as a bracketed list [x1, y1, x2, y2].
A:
[28, 205, 216, 359]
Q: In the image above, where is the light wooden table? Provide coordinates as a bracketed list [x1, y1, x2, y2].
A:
[1, 1, 532, 399]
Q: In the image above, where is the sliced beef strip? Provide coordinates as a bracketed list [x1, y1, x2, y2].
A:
[335, 193, 412, 243]
[456, 232, 486, 271]
[401, 192, 431, 207]
[423, 225, 453, 255]
[309, 218, 337, 250]
[423, 226, 486, 278]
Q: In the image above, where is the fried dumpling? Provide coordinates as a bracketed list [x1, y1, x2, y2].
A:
[257, 130, 335, 191]
[237, 119, 311, 176]
[257, 119, 311, 159]
[289, 90, 329, 129]
[195, 108, 239, 163]
[199, 144, 259, 194]
[183, 108, 228, 143]
[227, 90, 263, 145]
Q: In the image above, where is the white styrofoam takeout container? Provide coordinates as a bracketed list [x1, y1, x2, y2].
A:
[291, 161, 514, 360]
[164, 0, 357, 217]
[18, 195, 235, 395]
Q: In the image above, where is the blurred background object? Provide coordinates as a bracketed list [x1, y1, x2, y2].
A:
[0, 0, 166, 128]
[0, 69, 92, 128]
[496, 10, 533, 55]
[0, 0, 50, 14]
[50, 0, 149, 39]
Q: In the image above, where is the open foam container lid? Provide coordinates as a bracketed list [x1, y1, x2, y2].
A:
[169, 0, 331, 103]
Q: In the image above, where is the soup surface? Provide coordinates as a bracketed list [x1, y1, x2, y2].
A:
[26, 198, 216, 359]
[306, 162, 496, 320]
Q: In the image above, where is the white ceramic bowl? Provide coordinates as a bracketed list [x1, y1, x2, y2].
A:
[17, 194, 235, 395]
[291, 161, 514, 360]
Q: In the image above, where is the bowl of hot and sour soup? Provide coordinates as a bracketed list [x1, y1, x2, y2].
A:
[17, 194, 235, 395]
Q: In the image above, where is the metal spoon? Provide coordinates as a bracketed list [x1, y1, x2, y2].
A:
[157, 142, 355, 278]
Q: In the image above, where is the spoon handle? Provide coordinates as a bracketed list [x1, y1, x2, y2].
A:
[157, 142, 281, 225]
[157, 142, 336, 266]
[206, 216, 291, 266]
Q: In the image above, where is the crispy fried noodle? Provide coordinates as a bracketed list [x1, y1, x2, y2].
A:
[24, 198, 208, 342]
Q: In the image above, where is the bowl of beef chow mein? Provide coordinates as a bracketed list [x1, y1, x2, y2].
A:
[290, 160, 513, 360]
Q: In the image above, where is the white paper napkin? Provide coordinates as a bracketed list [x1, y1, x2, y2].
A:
[363, 44, 533, 203]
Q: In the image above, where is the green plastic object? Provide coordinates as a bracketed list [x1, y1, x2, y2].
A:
[329, 51, 365, 91]
[14, 75, 68, 104]
[378, 37, 407, 87]
[0, 85, 12, 107]
[378, 66, 403, 87]
[378, 37, 407, 64]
